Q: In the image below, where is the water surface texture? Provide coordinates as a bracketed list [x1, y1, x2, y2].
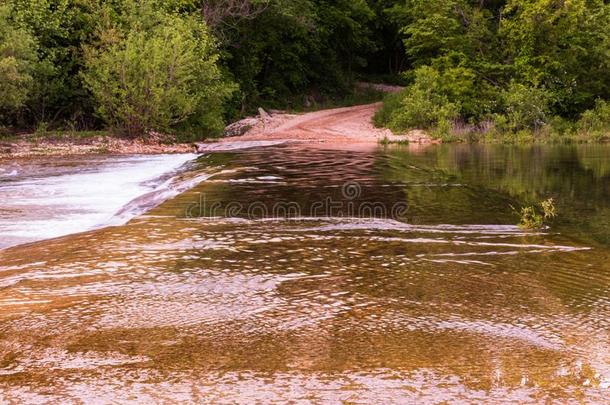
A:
[0, 144, 609, 403]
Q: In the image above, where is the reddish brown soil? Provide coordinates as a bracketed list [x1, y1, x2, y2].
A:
[231, 103, 393, 143]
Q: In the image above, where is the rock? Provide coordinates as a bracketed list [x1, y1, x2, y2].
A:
[404, 129, 436, 144]
[303, 96, 312, 108]
[196, 140, 288, 153]
[223, 108, 276, 137]
[258, 107, 270, 120]
[355, 81, 404, 94]
[223, 117, 259, 137]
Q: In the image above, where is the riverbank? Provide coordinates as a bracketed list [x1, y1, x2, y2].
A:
[197, 103, 433, 152]
[1, 102, 435, 158]
[374, 90, 610, 144]
[7, 98, 607, 160]
[0, 131, 196, 159]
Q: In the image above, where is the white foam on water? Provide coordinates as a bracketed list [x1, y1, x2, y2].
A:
[0, 154, 196, 248]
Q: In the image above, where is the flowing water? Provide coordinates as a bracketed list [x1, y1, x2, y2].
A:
[0, 154, 196, 249]
[0, 143, 609, 403]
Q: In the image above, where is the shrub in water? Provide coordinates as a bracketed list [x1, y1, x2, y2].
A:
[514, 198, 557, 229]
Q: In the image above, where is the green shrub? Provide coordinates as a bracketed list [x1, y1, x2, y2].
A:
[373, 90, 403, 128]
[514, 198, 557, 229]
[374, 63, 491, 136]
[547, 115, 575, 137]
[500, 82, 551, 132]
[387, 66, 460, 131]
[577, 99, 610, 140]
[430, 57, 485, 119]
[82, 4, 235, 138]
[390, 90, 459, 131]
[430, 116, 460, 142]
[8, 0, 104, 128]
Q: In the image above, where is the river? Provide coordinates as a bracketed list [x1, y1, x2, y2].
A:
[0, 143, 608, 403]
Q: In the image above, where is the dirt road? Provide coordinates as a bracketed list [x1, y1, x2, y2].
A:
[223, 103, 394, 143]
[203, 103, 433, 152]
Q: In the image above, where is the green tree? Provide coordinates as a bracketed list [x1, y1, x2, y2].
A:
[378, 0, 610, 137]
[206, 0, 375, 113]
[500, 0, 610, 116]
[364, 0, 407, 76]
[577, 99, 610, 140]
[499, 82, 550, 131]
[10, 0, 99, 127]
[382, 1, 506, 126]
[82, 3, 234, 137]
[0, 5, 38, 115]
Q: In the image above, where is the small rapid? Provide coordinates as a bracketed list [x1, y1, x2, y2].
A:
[0, 154, 197, 249]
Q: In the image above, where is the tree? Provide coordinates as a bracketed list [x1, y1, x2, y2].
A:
[500, 0, 610, 116]
[365, 0, 407, 76]
[378, 0, 610, 135]
[0, 5, 38, 114]
[82, 2, 235, 137]
[10, 0, 99, 127]
[500, 82, 550, 131]
[216, 0, 376, 113]
[201, 0, 270, 35]
[387, 66, 460, 131]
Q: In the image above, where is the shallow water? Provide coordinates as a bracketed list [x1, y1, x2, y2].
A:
[0, 144, 609, 403]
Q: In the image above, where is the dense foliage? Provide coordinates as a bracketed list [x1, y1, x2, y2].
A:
[376, 0, 610, 141]
[81, 1, 234, 137]
[215, 0, 377, 114]
[0, 0, 384, 136]
[0, 0, 608, 140]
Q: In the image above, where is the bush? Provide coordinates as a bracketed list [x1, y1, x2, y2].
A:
[513, 198, 557, 230]
[577, 99, 610, 140]
[0, 5, 37, 113]
[499, 82, 551, 132]
[373, 90, 403, 128]
[82, 5, 235, 137]
[387, 66, 460, 132]
[429, 56, 485, 118]
[373, 64, 489, 137]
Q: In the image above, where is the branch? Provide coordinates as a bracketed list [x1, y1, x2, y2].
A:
[200, 0, 269, 30]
